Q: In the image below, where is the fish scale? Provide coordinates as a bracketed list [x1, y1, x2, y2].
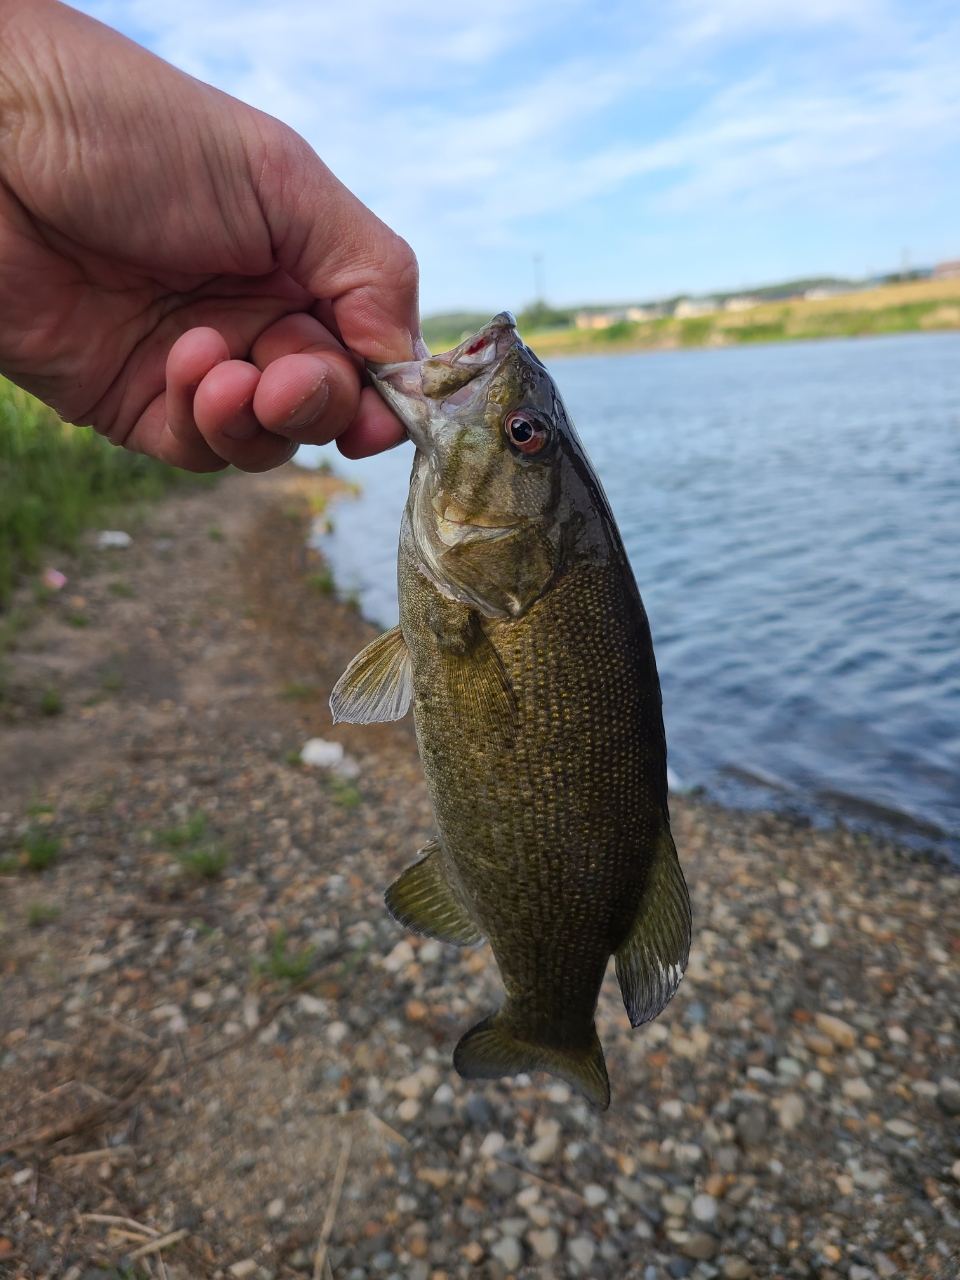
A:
[331, 312, 691, 1107]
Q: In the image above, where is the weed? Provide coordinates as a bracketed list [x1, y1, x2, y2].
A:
[263, 929, 315, 982]
[0, 375, 219, 608]
[109, 580, 134, 598]
[27, 903, 61, 927]
[309, 493, 327, 515]
[100, 663, 123, 692]
[177, 844, 229, 879]
[305, 569, 335, 595]
[285, 749, 302, 767]
[39, 688, 62, 715]
[329, 777, 362, 810]
[207, 526, 224, 541]
[0, 855, 18, 874]
[23, 826, 61, 871]
[160, 811, 208, 848]
[66, 613, 89, 627]
[280, 682, 319, 701]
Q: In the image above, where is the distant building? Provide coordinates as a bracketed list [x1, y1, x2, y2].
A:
[803, 286, 848, 301]
[723, 296, 759, 312]
[674, 299, 717, 319]
[932, 260, 960, 280]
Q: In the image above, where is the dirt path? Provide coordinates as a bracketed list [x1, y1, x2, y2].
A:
[0, 467, 958, 1280]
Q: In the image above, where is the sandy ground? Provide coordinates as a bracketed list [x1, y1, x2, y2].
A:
[0, 466, 958, 1280]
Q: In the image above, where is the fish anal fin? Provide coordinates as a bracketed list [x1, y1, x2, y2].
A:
[615, 827, 692, 1028]
[385, 840, 483, 946]
[330, 625, 412, 724]
[453, 1010, 610, 1110]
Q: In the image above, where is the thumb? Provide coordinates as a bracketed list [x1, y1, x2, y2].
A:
[252, 121, 421, 363]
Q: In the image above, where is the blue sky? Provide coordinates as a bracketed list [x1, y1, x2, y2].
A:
[75, 0, 960, 314]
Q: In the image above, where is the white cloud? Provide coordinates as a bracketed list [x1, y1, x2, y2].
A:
[74, 0, 960, 308]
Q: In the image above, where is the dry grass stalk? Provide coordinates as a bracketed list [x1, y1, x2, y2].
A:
[312, 1131, 352, 1280]
[76, 1213, 159, 1236]
[126, 1228, 190, 1261]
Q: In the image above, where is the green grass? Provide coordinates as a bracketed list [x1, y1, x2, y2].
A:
[160, 811, 208, 848]
[39, 688, 62, 715]
[27, 903, 61, 927]
[108, 580, 133, 598]
[262, 929, 315, 982]
[159, 809, 228, 877]
[280, 681, 319, 701]
[177, 844, 229, 879]
[207, 526, 224, 541]
[22, 826, 61, 871]
[328, 776, 362, 809]
[305, 568, 335, 595]
[0, 376, 220, 608]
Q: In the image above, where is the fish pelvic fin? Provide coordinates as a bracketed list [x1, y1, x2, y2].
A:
[385, 840, 483, 946]
[330, 625, 412, 724]
[453, 1010, 610, 1111]
[615, 826, 692, 1028]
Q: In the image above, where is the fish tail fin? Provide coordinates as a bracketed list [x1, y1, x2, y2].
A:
[453, 1009, 610, 1110]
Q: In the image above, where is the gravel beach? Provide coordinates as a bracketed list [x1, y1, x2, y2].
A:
[1, 467, 958, 1280]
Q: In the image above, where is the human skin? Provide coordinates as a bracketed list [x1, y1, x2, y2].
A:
[0, 0, 416, 471]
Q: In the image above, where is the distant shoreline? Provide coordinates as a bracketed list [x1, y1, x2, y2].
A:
[429, 277, 960, 358]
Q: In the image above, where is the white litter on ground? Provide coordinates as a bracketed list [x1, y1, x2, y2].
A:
[97, 530, 132, 549]
[300, 738, 360, 779]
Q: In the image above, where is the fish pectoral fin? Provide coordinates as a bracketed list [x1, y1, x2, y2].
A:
[615, 827, 692, 1028]
[445, 627, 517, 744]
[453, 1011, 610, 1110]
[384, 840, 483, 946]
[330, 625, 412, 724]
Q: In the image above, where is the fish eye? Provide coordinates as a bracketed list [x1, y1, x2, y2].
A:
[504, 411, 549, 455]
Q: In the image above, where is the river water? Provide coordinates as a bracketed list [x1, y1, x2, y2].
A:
[300, 332, 960, 864]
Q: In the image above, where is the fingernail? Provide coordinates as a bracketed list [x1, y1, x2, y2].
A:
[284, 378, 329, 432]
[222, 419, 261, 441]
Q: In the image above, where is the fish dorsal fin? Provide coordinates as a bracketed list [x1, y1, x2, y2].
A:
[385, 839, 484, 946]
[453, 1010, 610, 1110]
[615, 827, 692, 1027]
[330, 625, 412, 724]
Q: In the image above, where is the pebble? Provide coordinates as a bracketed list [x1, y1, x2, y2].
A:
[815, 1012, 857, 1049]
[527, 1227, 559, 1259]
[3, 480, 958, 1280]
[526, 1117, 560, 1163]
[841, 1077, 872, 1101]
[689, 1193, 717, 1224]
[478, 1131, 505, 1157]
[567, 1235, 596, 1266]
[722, 1258, 753, 1280]
[490, 1235, 522, 1270]
[682, 1231, 719, 1261]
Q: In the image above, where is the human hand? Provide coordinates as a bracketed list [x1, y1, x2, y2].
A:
[0, 0, 418, 471]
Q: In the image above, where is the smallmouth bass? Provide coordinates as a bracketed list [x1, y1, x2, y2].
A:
[331, 313, 690, 1108]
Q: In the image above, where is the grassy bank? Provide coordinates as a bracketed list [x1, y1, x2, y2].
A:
[425, 277, 960, 358]
[0, 377, 217, 607]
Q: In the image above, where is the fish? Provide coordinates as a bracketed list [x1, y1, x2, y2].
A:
[331, 312, 690, 1108]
